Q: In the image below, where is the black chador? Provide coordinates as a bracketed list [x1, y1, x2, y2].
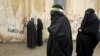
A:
[37, 18, 43, 46]
[47, 4, 73, 56]
[97, 21, 100, 41]
[27, 18, 37, 48]
[76, 8, 99, 56]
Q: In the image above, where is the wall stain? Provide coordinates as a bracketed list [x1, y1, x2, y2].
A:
[12, 0, 20, 16]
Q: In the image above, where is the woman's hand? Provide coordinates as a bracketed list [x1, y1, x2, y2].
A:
[78, 28, 82, 32]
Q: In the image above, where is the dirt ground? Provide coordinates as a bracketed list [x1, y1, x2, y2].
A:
[0, 41, 100, 56]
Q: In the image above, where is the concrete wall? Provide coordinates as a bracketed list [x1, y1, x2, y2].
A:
[65, 0, 100, 40]
[0, 0, 99, 42]
[0, 0, 53, 42]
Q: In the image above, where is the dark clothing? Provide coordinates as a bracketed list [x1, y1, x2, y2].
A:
[98, 32, 100, 41]
[76, 9, 99, 56]
[47, 11, 73, 56]
[97, 21, 100, 41]
[27, 20, 37, 48]
[37, 19, 43, 46]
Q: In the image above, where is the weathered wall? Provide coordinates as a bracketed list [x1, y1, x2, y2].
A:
[0, 0, 53, 42]
[66, 0, 98, 40]
[0, 0, 99, 42]
[95, 0, 100, 18]
[0, 0, 27, 42]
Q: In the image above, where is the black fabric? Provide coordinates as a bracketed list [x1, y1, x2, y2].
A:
[97, 21, 100, 41]
[76, 9, 99, 56]
[27, 20, 37, 48]
[37, 19, 43, 46]
[98, 31, 100, 41]
[47, 11, 73, 56]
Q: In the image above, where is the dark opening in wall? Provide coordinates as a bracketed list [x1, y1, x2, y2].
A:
[54, 0, 66, 10]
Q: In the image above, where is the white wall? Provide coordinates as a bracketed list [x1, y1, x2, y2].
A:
[0, 0, 99, 42]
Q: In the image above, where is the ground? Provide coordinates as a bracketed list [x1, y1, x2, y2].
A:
[0, 41, 100, 56]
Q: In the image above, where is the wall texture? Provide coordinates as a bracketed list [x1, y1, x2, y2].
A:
[0, 0, 99, 42]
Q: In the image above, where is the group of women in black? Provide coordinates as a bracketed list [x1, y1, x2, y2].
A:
[26, 4, 100, 56]
[47, 4, 100, 56]
[27, 18, 43, 48]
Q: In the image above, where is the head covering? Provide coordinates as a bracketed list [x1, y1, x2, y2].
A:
[31, 18, 34, 20]
[81, 8, 96, 27]
[51, 4, 63, 12]
[85, 8, 95, 14]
